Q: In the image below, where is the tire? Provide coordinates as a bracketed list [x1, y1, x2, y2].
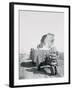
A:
[50, 66, 56, 75]
[55, 66, 57, 75]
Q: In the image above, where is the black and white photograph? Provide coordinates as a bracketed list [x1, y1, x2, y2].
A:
[19, 10, 64, 79]
[9, 2, 70, 87]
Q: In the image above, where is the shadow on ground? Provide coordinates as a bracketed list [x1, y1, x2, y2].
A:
[19, 61, 61, 79]
[20, 61, 35, 68]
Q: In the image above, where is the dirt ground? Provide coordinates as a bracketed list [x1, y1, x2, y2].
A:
[19, 58, 64, 79]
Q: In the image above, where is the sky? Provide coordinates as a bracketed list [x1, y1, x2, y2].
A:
[19, 10, 64, 53]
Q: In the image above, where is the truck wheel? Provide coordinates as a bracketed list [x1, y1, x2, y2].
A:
[55, 66, 57, 75]
[50, 66, 55, 75]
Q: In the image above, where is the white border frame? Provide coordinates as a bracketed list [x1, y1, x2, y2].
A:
[13, 4, 69, 86]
